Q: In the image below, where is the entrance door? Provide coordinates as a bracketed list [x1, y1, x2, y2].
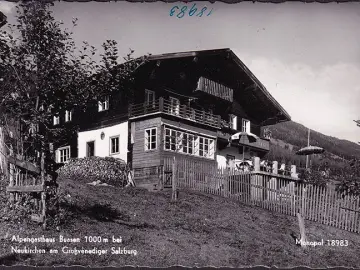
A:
[86, 141, 95, 157]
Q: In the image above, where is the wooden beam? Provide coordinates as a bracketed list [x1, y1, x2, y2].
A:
[6, 185, 43, 193]
[7, 156, 40, 174]
[297, 213, 307, 248]
[340, 207, 360, 213]
[172, 156, 178, 201]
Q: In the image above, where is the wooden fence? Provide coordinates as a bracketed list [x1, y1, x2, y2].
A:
[163, 156, 360, 234]
[5, 152, 48, 224]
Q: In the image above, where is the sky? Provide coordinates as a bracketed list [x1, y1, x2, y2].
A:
[1, 1, 360, 143]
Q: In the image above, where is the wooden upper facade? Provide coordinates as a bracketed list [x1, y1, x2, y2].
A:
[50, 48, 291, 165]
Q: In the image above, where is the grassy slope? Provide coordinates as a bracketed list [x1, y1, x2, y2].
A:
[1, 175, 360, 268]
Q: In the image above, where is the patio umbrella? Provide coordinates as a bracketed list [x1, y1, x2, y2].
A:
[296, 146, 325, 156]
[231, 131, 259, 142]
[295, 128, 323, 169]
[230, 132, 259, 160]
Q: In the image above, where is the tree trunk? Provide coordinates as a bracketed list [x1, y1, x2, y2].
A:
[0, 126, 8, 179]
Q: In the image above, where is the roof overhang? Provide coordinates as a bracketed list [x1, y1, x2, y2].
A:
[134, 48, 291, 125]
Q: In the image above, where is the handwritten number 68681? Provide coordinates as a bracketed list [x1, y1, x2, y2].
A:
[170, 4, 213, 18]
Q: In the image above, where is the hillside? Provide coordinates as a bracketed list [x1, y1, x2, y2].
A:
[264, 121, 360, 162]
[1, 175, 360, 267]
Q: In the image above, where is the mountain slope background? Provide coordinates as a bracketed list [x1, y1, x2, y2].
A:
[262, 121, 360, 170]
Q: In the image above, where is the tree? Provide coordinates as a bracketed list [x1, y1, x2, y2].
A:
[0, 1, 147, 174]
[335, 121, 360, 197]
[354, 120, 360, 128]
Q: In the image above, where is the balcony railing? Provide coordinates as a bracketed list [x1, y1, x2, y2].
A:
[217, 130, 270, 151]
[128, 97, 222, 129]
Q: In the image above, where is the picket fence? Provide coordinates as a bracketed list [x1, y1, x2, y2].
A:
[163, 156, 360, 234]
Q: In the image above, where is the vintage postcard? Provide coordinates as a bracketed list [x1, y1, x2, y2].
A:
[0, 0, 360, 268]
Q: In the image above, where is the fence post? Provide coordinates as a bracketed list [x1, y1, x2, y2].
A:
[254, 157, 260, 172]
[297, 212, 307, 248]
[301, 184, 307, 217]
[288, 165, 297, 215]
[172, 156, 178, 201]
[253, 157, 261, 201]
[268, 161, 278, 201]
[222, 168, 228, 198]
[157, 165, 163, 190]
[291, 165, 298, 179]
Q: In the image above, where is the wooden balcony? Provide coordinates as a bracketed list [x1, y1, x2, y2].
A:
[195, 77, 233, 102]
[217, 131, 270, 151]
[128, 97, 222, 129]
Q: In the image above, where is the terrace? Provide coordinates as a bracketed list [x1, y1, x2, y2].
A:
[128, 97, 222, 129]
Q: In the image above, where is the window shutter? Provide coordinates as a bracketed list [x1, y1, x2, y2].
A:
[55, 150, 59, 163]
[247, 121, 251, 133]
[233, 116, 238, 130]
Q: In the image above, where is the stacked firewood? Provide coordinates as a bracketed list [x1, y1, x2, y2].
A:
[56, 157, 129, 187]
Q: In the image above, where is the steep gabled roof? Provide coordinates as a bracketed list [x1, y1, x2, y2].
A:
[141, 48, 291, 123]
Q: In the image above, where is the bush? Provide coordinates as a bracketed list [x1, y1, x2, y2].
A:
[335, 159, 360, 198]
[56, 156, 129, 187]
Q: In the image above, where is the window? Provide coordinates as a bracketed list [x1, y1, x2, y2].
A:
[110, 136, 120, 154]
[176, 131, 183, 152]
[169, 97, 180, 115]
[229, 114, 237, 130]
[199, 137, 214, 158]
[65, 110, 72, 122]
[165, 128, 177, 151]
[53, 115, 60, 125]
[182, 133, 194, 154]
[164, 126, 214, 159]
[57, 146, 70, 163]
[86, 141, 95, 157]
[145, 128, 157, 151]
[242, 119, 251, 133]
[199, 137, 204, 157]
[98, 96, 109, 112]
[145, 89, 155, 108]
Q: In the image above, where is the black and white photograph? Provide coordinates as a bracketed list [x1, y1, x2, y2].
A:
[0, 0, 360, 267]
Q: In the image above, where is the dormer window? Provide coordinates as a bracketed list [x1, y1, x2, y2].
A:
[242, 119, 251, 133]
[65, 110, 72, 122]
[229, 114, 237, 130]
[53, 115, 60, 126]
[98, 96, 109, 112]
